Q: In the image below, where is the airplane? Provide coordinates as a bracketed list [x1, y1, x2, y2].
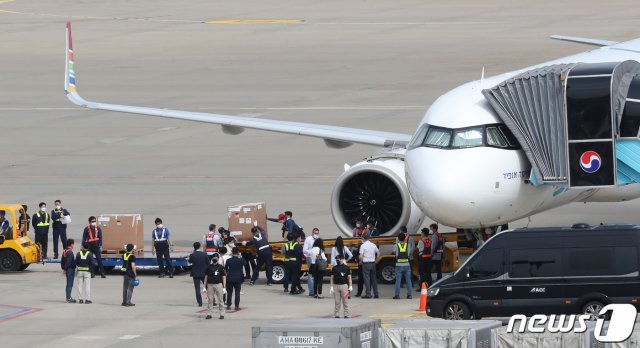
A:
[63, 22, 640, 239]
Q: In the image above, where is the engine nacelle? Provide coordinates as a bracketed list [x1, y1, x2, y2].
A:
[330, 153, 425, 237]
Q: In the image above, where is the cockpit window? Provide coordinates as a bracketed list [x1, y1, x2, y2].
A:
[424, 128, 452, 148]
[408, 123, 521, 150]
[452, 127, 483, 148]
[487, 127, 509, 147]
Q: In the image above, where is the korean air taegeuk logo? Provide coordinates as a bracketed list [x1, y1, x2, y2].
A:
[580, 151, 601, 173]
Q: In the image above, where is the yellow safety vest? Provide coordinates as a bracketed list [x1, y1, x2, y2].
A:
[284, 241, 298, 261]
[396, 242, 409, 263]
[122, 252, 132, 272]
[36, 212, 50, 227]
[77, 250, 90, 271]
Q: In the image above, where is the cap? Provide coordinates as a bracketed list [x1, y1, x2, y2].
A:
[278, 213, 286, 220]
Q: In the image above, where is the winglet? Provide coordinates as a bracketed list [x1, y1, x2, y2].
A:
[65, 22, 88, 106]
[550, 35, 618, 47]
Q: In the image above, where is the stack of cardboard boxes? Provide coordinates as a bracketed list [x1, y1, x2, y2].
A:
[227, 202, 268, 242]
[97, 214, 144, 254]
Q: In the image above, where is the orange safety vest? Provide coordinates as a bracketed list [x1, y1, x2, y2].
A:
[354, 227, 366, 237]
[420, 238, 432, 258]
[87, 225, 100, 242]
[204, 232, 217, 252]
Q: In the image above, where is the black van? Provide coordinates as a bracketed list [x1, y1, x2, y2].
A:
[427, 224, 640, 320]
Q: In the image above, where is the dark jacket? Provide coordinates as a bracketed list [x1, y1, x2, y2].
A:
[82, 226, 103, 247]
[62, 248, 76, 270]
[51, 208, 70, 230]
[32, 211, 50, 234]
[225, 256, 247, 283]
[188, 250, 209, 278]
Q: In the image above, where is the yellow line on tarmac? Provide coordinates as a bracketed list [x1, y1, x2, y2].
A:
[206, 19, 303, 25]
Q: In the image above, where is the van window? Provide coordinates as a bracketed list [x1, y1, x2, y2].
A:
[509, 249, 561, 278]
[566, 247, 638, 277]
[469, 249, 502, 278]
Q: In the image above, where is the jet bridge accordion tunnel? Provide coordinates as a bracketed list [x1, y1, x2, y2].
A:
[482, 60, 640, 188]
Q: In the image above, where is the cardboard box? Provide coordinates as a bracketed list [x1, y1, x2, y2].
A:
[228, 202, 267, 242]
[97, 214, 144, 254]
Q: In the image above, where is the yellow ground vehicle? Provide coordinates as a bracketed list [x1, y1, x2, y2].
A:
[0, 204, 40, 271]
[239, 232, 475, 284]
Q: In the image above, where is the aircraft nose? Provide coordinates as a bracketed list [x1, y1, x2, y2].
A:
[405, 147, 514, 228]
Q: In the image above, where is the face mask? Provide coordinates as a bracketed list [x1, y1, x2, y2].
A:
[90, 222, 96, 226]
[356, 223, 361, 228]
[157, 224, 163, 228]
[313, 234, 319, 239]
[212, 258, 219, 264]
[41, 207, 46, 212]
[55, 205, 61, 209]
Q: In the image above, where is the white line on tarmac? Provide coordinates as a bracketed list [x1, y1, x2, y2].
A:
[0, 106, 426, 111]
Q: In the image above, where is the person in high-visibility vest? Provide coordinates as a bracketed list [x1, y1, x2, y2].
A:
[202, 224, 221, 259]
[121, 243, 137, 307]
[75, 242, 94, 304]
[430, 224, 445, 281]
[51, 199, 71, 259]
[82, 216, 105, 278]
[32, 202, 51, 259]
[393, 228, 414, 300]
[151, 217, 174, 278]
[417, 227, 433, 289]
[281, 233, 304, 294]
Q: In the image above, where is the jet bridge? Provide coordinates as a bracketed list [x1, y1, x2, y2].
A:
[482, 61, 640, 188]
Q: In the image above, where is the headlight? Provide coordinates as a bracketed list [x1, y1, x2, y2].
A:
[427, 287, 440, 297]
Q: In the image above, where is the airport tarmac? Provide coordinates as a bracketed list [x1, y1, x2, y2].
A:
[1, 0, 640, 346]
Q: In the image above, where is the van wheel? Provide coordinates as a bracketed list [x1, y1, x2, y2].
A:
[376, 259, 396, 284]
[0, 250, 22, 271]
[582, 301, 605, 320]
[444, 301, 472, 320]
[271, 262, 285, 284]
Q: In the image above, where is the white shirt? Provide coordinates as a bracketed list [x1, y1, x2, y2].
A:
[221, 254, 231, 267]
[359, 240, 379, 262]
[310, 246, 327, 265]
[303, 235, 316, 258]
[330, 246, 353, 266]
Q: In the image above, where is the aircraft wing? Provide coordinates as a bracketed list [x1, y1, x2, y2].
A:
[64, 23, 412, 149]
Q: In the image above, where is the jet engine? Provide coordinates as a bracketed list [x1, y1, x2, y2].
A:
[330, 153, 425, 237]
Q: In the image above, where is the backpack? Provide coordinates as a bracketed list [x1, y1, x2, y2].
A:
[316, 252, 328, 271]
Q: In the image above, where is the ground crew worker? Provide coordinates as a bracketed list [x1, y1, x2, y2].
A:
[204, 254, 226, 320]
[62, 238, 76, 303]
[359, 232, 379, 299]
[202, 224, 221, 258]
[75, 242, 94, 304]
[0, 210, 10, 240]
[417, 227, 433, 288]
[330, 254, 352, 318]
[19, 205, 30, 237]
[32, 202, 51, 259]
[51, 199, 70, 259]
[189, 242, 209, 307]
[242, 226, 273, 286]
[302, 228, 319, 296]
[393, 230, 413, 299]
[225, 247, 246, 311]
[430, 224, 444, 281]
[352, 219, 366, 297]
[83, 216, 105, 278]
[121, 243, 137, 307]
[151, 217, 174, 278]
[283, 211, 303, 240]
[366, 220, 379, 237]
[282, 234, 304, 294]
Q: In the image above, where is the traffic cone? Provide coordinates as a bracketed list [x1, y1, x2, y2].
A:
[416, 282, 427, 312]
